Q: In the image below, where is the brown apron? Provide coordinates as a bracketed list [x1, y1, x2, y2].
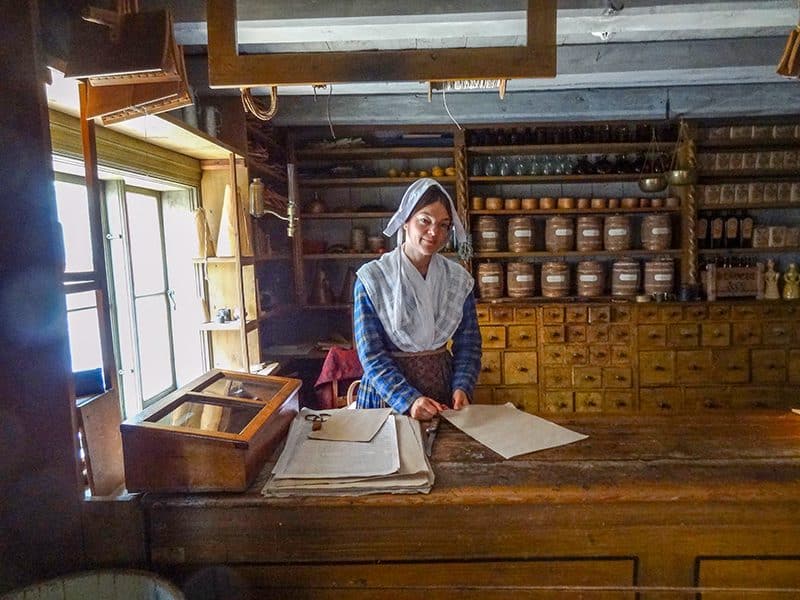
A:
[391, 346, 453, 407]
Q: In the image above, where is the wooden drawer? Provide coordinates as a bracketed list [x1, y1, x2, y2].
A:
[669, 323, 699, 347]
[732, 304, 759, 320]
[698, 557, 800, 597]
[610, 345, 632, 365]
[762, 321, 792, 345]
[589, 345, 610, 366]
[639, 351, 675, 385]
[790, 350, 800, 384]
[638, 324, 667, 348]
[586, 324, 609, 344]
[638, 305, 660, 322]
[564, 344, 588, 365]
[540, 391, 573, 412]
[543, 366, 571, 389]
[707, 304, 730, 320]
[731, 387, 791, 410]
[541, 344, 567, 366]
[565, 324, 586, 343]
[573, 366, 602, 389]
[475, 304, 490, 323]
[565, 305, 587, 323]
[676, 350, 713, 384]
[542, 306, 565, 323]
[609, 324, 633, 345]
[480, 325, 506, 349]
[760, 303, 783, 320]
[472, 386, 494, 405]
[506, 325, 536, 348]
[542, 325, 565, 343]
[732, 321, 761, 345]
[685, 386, 733, 410]
[588, 305, 610, 324]
[603, 367, 632, 388]
[490, 306, 514, 323]
[478, 351, 502, 385]
[751, 348, 787, 383]
[611, 305, 632, 322]
[659, 305, 684, 322]
[701, 322, 730, 347]
[575, 391, 602, 412]
[639, 387, 682, 412]
[513, 306, 537, 323]
[712, 348, 750, 384]
[685, 304, 708, 321]
[784, 303, 800, 320]
[503, 351, 537, 385]
[604, 390, 635, 412]
[493, 387, 536, 412]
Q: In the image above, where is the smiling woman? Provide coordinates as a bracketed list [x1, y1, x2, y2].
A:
[352, 178, 482, 421]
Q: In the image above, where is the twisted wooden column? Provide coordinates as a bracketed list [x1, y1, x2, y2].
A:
[454, 129, 472, 265]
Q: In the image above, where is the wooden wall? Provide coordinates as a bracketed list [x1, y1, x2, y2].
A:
[0, 0, 84, 592]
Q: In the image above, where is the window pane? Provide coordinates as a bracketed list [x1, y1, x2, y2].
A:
[67, 305, 103, 372]
[54, 180, 93, 272]
[127, 191, 166, 296]
[135, 295, 173, 401]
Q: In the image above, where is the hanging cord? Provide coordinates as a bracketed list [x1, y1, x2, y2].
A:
[241, 86, 278, 121]
[326, 85, 336, 139]
[441, 87, 463, 130]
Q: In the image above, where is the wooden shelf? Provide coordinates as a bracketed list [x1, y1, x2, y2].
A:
[301, 212, 393, 219]
[469, 173, 655, 184]
[476, 295, 641, 303]
[473, 250, 682, 259]
[198, 320, 243, 331]
[698, 203, 799, 211]
[469, 207, 680, 216]
[698, 169, 800, 181]
[255, 254, 292, 263]
[300, 176, 456, 187]
[303, 253, 381, 260]
[700, 247, 800, 255]
[297, 146, 454, 160]
[302, 303, 353, 310]
[697, 140, 800, 151]
[467, 141, 672, 155]
[194, 256, 255, 265]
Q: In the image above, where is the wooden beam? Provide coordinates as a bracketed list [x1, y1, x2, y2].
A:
[206, 0, 556, 87]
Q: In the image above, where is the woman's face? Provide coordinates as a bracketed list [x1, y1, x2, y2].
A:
[404, 200, 452, 256]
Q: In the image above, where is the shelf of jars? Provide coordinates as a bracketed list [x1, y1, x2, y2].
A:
[299, 175, 457, 187]
[469, 174, 659, 184]
[473, 250, 681, 259]
[296, 146, 454, 160]
[470, 207, 680, 216]
[699, 247, 800, 255]
[467, 142, 673, 156]
[301, 211, 394, 219]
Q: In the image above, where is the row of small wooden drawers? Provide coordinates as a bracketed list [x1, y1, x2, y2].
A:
[477, 301, 800, 326]
[475, 385, 797, 413]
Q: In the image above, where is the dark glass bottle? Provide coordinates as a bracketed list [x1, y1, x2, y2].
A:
[724, 212, 740, 249]
[739, 212, 754, 248]
[710, 212, 725, 249]
[696, 213, 709, 249]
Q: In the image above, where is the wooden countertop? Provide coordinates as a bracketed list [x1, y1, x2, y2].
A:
[145, 411, 800, 508]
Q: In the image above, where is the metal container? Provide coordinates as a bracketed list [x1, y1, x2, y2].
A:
[604, 215, 632, 251]
[545, 216, 575, 252]
[641, 214, 672, 251]
[611, 260, 640, 296]
[477, 262, 504, 298]
[643, 259, 675, 295]
[507, 262, 536, 298]
[541, 262, 570, 298]
[576, 261, 605, 297]
[576, 216, 603, 252]
[473, 216, 503, 252]
[507, 216, 535, 253]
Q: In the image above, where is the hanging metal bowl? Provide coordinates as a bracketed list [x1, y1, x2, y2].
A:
[638, 174, 668, 193]
[665, 169, 697, 186]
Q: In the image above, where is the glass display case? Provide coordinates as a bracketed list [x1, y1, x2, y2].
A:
[121, 370, 300, 492]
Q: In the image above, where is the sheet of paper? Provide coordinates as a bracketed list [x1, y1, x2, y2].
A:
[792, 408, 800, 416]
[308, 407, 392, 442]
[441, 403, 588, 459]
[272, 410, 400, 479]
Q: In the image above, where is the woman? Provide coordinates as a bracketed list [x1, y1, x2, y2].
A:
[353, 178, 481, 420]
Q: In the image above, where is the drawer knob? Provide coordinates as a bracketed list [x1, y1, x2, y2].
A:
[619, 352, 628, 358]
[552, 332, 562, 339]
[712, 329, 723, 337]
[658, 401, 671, 410]
[616, 400, 628, 408]
[727, 364, 742, 371]
[583, 375, 596, 382]
[586, 400, 597, 407]
[481, 366, 493, 373]
[596, 314, 608, 321]
[559, 402, 568, 409]
[689, 364, 701, 371]
[596, 352, 606, 359]
[519, 334, 530, 340]
[489, 335, 499, 341]
[517, 366, 529, 373]
[615, 375, 626, 381]
[648, 332, 661, 339]
[703, 398, 718, 409]
[682, 331, 694, 338]
[553, 352, 561, 359]
[654, 364, 666, 371]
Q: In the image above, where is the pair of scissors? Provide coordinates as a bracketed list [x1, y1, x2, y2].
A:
[305, 412, 330, 431]
[424, 416, 440, 457]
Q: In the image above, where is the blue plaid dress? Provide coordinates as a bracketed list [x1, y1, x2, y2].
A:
[352, 278, 482, 414]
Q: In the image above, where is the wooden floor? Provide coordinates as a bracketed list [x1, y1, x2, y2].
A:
[140, 411, 800, 599]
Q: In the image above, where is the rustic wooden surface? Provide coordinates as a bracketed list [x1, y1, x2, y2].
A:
[144, 412, 800, 598]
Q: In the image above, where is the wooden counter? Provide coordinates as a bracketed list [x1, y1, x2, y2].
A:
[145, 412, 800, 599]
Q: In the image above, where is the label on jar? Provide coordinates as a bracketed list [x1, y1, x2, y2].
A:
[619, 273, 638, 281]
[513, 229, 532, 238]
[481, 275, 500, 283]
[651, 227, 670, 235]
[482, 231, 498, 239]
[608, 228, 628, 236]
[581, 229, 600, 237]
[579, 274, 599, 282]
[546, 275, 566, 283]
[654, 274, 672, 281]
[515, 275, 534, 282]
[555, 228, 573, 236]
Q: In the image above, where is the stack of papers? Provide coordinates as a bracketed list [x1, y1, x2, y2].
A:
[262, 408, 434, 497]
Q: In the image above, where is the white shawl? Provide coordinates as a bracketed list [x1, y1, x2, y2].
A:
[357, 247, 474, 352]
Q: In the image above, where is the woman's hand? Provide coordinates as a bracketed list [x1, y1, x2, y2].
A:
[410, 396, 446, 421]
[452, 389, 470, 410]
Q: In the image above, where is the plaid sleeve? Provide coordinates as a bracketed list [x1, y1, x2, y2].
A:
[450, 291, 482, 399]
[353, 278, 421, 414]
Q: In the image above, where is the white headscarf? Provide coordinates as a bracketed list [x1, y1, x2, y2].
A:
[357, 179, 473, 353]
[382, 178, 466, 246]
